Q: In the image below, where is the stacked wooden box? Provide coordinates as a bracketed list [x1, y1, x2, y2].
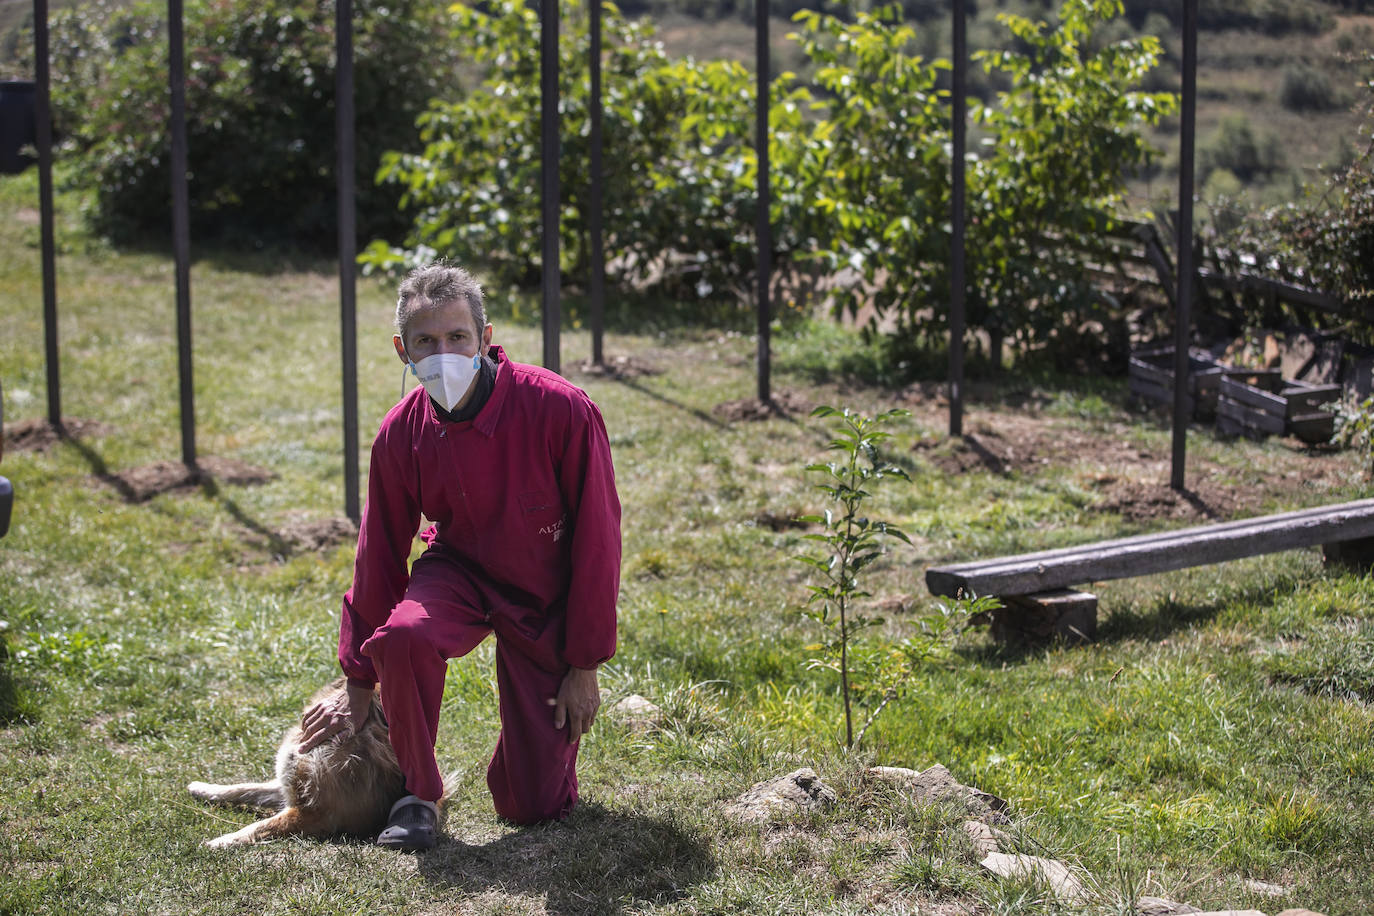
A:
[1216, 375, 1341, 443]
[1129, 345, 1340, 442]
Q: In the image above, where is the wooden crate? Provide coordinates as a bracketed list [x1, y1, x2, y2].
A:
[1216, 376, 1340, 442]
[1128, 347, 1267, 419]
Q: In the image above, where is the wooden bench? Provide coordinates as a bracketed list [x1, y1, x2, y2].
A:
[925, 499, 1374, 643]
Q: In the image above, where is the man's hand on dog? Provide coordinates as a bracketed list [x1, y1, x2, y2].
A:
[551, 666, 600, 744]
[298, 682, 372, 753]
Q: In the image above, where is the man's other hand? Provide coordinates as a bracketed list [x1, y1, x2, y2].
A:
[298, 682, 372, 753]
[552, 666, 600, 744]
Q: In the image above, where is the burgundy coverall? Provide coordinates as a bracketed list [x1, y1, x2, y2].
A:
[337, 346, 621, 823]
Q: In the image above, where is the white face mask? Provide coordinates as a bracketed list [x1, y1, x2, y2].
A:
[409, 352, 482, 413]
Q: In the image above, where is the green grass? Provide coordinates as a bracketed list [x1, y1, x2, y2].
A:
[3, 171, 1374, 915]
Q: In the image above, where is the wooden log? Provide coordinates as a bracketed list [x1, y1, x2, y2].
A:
[925, 499, 1374, 598]
[1323, 536, 1374, 569]
[992, 589, 1099, 645]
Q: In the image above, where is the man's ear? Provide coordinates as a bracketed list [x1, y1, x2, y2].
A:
[480, 323, 493, 356]
[393, 334, 410, 365]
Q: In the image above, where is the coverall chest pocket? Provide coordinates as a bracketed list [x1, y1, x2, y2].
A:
[518, 490, 566, 544]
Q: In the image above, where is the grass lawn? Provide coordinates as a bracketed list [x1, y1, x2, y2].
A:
[2, 170, 1373, 915]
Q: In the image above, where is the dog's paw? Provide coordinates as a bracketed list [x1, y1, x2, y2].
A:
[187, 781, 215, 800]
[204, 829, 252, 848]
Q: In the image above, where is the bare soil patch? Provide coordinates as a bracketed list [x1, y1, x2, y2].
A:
[1088, 476, 1246, 523]
[568, 354, 662, 380]
[911, 410, 1348, 523]
[714, 388, 814, 422]
[99, 456, 276, 503]
[7, 418, 113, 452]
[912, 414, 1151, 477]
[277, 516, 357, 553]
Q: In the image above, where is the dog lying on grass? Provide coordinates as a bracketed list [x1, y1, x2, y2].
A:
[188, 678, 408, 847]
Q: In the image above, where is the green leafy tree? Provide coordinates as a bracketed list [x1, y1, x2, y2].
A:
[789, 0, 1173, 355]
[965, 0, 1174, 351]
[366, 0, 817, 305]
[34, 0, 454, 248]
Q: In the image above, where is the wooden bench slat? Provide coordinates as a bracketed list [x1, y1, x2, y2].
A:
[926, 499, 1374, 598]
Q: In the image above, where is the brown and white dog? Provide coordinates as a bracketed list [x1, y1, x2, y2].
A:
[188, 678, 408, 847]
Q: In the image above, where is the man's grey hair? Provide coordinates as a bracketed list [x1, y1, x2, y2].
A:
[395, 264, 487, 346]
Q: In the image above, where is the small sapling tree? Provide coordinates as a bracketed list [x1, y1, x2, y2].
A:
[797, 405, 914, 748]
[797, 406, 999, 748]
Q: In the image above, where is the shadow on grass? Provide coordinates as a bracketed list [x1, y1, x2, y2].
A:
[610, 376, 729, 431]
[417, 802, 714, 915]
[54, 424, 292, 556]
[957, 596, 1229, 668]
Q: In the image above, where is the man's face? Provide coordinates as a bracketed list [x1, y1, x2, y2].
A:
[393, 298, 493, 366]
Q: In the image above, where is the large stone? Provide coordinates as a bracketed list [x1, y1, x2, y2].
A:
[1241, 878, 1287, 898]
[1276, 910, 1329, 916]
[608, 693, 662, 731]
[724, 768, 837, 824]
[961, 819, 1011, 857]
[979, 852, 1088, 903]
[867, 763, 1010, 822]
[1136, 897, 1201, 915]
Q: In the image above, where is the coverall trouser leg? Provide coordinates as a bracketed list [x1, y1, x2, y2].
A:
[359, 553, 579, 824]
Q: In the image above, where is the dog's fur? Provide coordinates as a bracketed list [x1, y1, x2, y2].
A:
[188, 678, 408, 847]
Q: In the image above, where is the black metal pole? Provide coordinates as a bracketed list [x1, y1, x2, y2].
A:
[336, 0, 360, 523]
[168, 0, 195, 469]
[949, 0, 966, 438]
[1171, 0, 1197, 491]
[589, 0, 605, 367]
[755, 0, 771, 404]
[34, 0, 59, 427]
[541, 0, 561, 373]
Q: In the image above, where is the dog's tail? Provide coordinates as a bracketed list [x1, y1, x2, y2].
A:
[188, 780, 285, 813]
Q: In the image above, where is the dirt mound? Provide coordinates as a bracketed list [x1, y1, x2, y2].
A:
[714, 389, 813, 422]
[278, 516, 357, 553]
[100, 456, 275, 503]
[912, 417, 1159, 477]
[1088, 476, 1250, 523]
[7, 418, 113, 452]
[569, 355, 662, 380]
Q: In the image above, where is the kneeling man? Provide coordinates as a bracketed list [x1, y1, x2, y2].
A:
[298, 264, 621, 849]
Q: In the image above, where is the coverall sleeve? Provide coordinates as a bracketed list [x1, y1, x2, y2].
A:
[557, 396, 622, 669]
[338, 425, 420, 688]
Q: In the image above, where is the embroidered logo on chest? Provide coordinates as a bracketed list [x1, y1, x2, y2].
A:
[538, 514, 568, 542]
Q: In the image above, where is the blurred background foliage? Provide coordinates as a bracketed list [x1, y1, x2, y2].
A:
[0, 0, 1371, 362]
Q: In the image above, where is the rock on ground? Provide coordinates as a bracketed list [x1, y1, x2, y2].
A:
[867, 764, 1010, 823]
[1136, 897, 1201, 915]
[978, 852, 1088, 903]
[608, 694, 662, 731]
[961, 820, 1010, 858]
[724, 768, 836, 824]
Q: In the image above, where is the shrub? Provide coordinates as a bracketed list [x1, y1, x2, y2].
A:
[365, 0, 821, 306]
[1198, 114, 1286, 184]
[374, 0, 1172, 364]
[1280, 64, 1345, 113]
[33, 0, 455, 249]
